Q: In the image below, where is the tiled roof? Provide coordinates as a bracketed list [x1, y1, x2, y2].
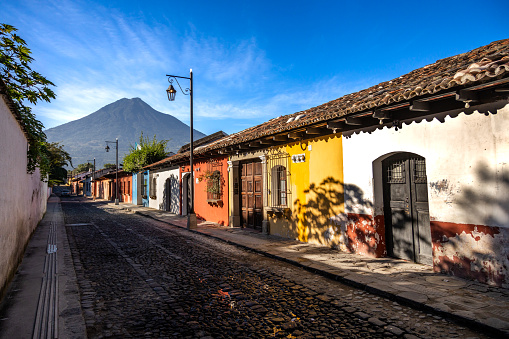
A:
[178, 130, 229, 153]
[146, 38, 509, 168]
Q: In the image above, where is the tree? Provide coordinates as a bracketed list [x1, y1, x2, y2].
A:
[123, 132, 168, 173]
[74, 162, 94, 174]
[45, 142, 72, 186]
[0, 23, 55, 176]
[103, 163, 117, 169]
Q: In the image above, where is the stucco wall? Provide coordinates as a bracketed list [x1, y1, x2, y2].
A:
[0, 98, 48, 299]
[341, 102, 509, 286]
[182, 157, 230, 226]
[149, 167, 180, 213]
[268, 134, 344, 246]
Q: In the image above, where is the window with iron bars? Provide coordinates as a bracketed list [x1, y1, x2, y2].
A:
[267, 150, 291, 208]
[206, 160, 223, 201]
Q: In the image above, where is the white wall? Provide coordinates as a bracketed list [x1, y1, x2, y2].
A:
[0, 98, 48, 298]
[149, 167, 180, 213]
[342, 102, 509, 228]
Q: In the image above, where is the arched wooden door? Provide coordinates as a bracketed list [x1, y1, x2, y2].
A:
[382, 153, 432, 265]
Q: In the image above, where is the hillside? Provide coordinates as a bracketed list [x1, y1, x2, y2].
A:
[45, 98, 206, 168]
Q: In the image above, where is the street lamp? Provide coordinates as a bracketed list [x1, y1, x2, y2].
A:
[105, 138, 119, 205]
[166, 69, 197, 229]
[87, 158, 96, 200]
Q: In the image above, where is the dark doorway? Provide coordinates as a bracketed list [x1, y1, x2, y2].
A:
[382, 153, 432, 265]
[240, 160, 263, 230]
[165, 178, 171, 211]
[182, 173, 191, 215]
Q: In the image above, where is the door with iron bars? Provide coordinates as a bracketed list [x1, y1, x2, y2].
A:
[241, 160, 263, 230]
[382, 153, 432, 265]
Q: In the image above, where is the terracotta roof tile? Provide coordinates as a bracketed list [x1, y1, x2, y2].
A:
[147, 39, 509, 168]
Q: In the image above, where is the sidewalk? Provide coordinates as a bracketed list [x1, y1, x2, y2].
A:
[111, 202, 509, 337]
[0, 196, 86, 339]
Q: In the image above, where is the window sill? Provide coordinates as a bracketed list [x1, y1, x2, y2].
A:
[267, 207, 291, 218]
[207, 198, 222, 205]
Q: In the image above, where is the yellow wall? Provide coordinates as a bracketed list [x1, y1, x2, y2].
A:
[268, 134, 344, 245]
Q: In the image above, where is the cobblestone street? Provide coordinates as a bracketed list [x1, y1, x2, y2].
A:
[62, 200, 491, 338]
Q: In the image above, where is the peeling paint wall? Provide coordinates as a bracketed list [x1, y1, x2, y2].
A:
[341, 102, 509, 285]
[432, 222, 509, 287]
[0, 98, 48, 301]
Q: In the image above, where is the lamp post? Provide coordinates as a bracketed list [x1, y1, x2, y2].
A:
[105, 138, 119, 205]
[87, 158, 96, 200]
[166, 69, 197, 229]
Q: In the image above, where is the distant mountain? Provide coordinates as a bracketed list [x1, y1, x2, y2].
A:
[45, 98, 206, 169]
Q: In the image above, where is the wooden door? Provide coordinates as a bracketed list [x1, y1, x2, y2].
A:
[241, 160, 263, 230]
[383, 154, 432, 265]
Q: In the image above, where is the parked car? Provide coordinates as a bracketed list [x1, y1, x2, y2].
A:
[60, 189, 71, 197]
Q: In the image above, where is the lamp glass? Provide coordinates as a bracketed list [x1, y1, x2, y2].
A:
[167, 84, 177, 101]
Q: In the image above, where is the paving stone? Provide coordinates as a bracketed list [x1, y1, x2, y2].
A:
[59, 200, 495, 339]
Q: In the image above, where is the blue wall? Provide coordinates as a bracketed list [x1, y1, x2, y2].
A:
[142, 170, 149, 207]
[132, 173, 138, 205]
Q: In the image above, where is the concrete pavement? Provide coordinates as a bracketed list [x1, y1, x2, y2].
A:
[0, 196, 86, 339]
[111, 201, 509, 338]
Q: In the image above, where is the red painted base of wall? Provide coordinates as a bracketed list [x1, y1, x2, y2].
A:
[431, 221, 507, 287]
[344, 215, 508, 286]
[345, 213, 386, 258]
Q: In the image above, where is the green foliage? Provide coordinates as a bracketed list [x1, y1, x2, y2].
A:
[0, 23, 56, 175]
[103, 163, 116, 169]
[201, 170, 221, 194]
[45, 142, 72, 186]
[123, 132, 168, 173]
[74, 162, 93, 174]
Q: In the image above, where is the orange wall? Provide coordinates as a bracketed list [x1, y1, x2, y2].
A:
[181, 157, 229, 226]
[118, 175, 132, 203]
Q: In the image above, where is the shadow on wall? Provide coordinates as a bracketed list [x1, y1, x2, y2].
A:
[341, 183, 385, 257]
[160, 175, 180, 212]
[432, 162, 509, 286]
[289, 178, 378, 254]
[291, 177, 345, 245]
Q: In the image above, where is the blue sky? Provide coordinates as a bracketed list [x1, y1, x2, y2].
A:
[3, 0, 508, 135]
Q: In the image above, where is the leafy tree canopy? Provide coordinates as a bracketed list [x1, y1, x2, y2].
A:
[74, 162, 94, 174]
[103, 163, 117, 169]
[45, 142, 72, 186]
[0, 23, 56, 176]
[123, 132, 168, 173]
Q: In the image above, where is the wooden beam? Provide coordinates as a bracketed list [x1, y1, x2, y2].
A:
[248, 142, 259, 148]
[305, 127, 322, 134]
[456, 89, 478, 103]
[345, 116, 363, 125]
[410, 101, 430, 112]
[326, 121, 345, 130]
[273, 135, 288, 141]
[259, 139, 273, 145]
[288, 132, 303, 139]
[494, 88, 509, 93]
[372, 110, 391, 119]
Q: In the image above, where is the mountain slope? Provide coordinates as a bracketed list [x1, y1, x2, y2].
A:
[45, 98, 206, 168]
